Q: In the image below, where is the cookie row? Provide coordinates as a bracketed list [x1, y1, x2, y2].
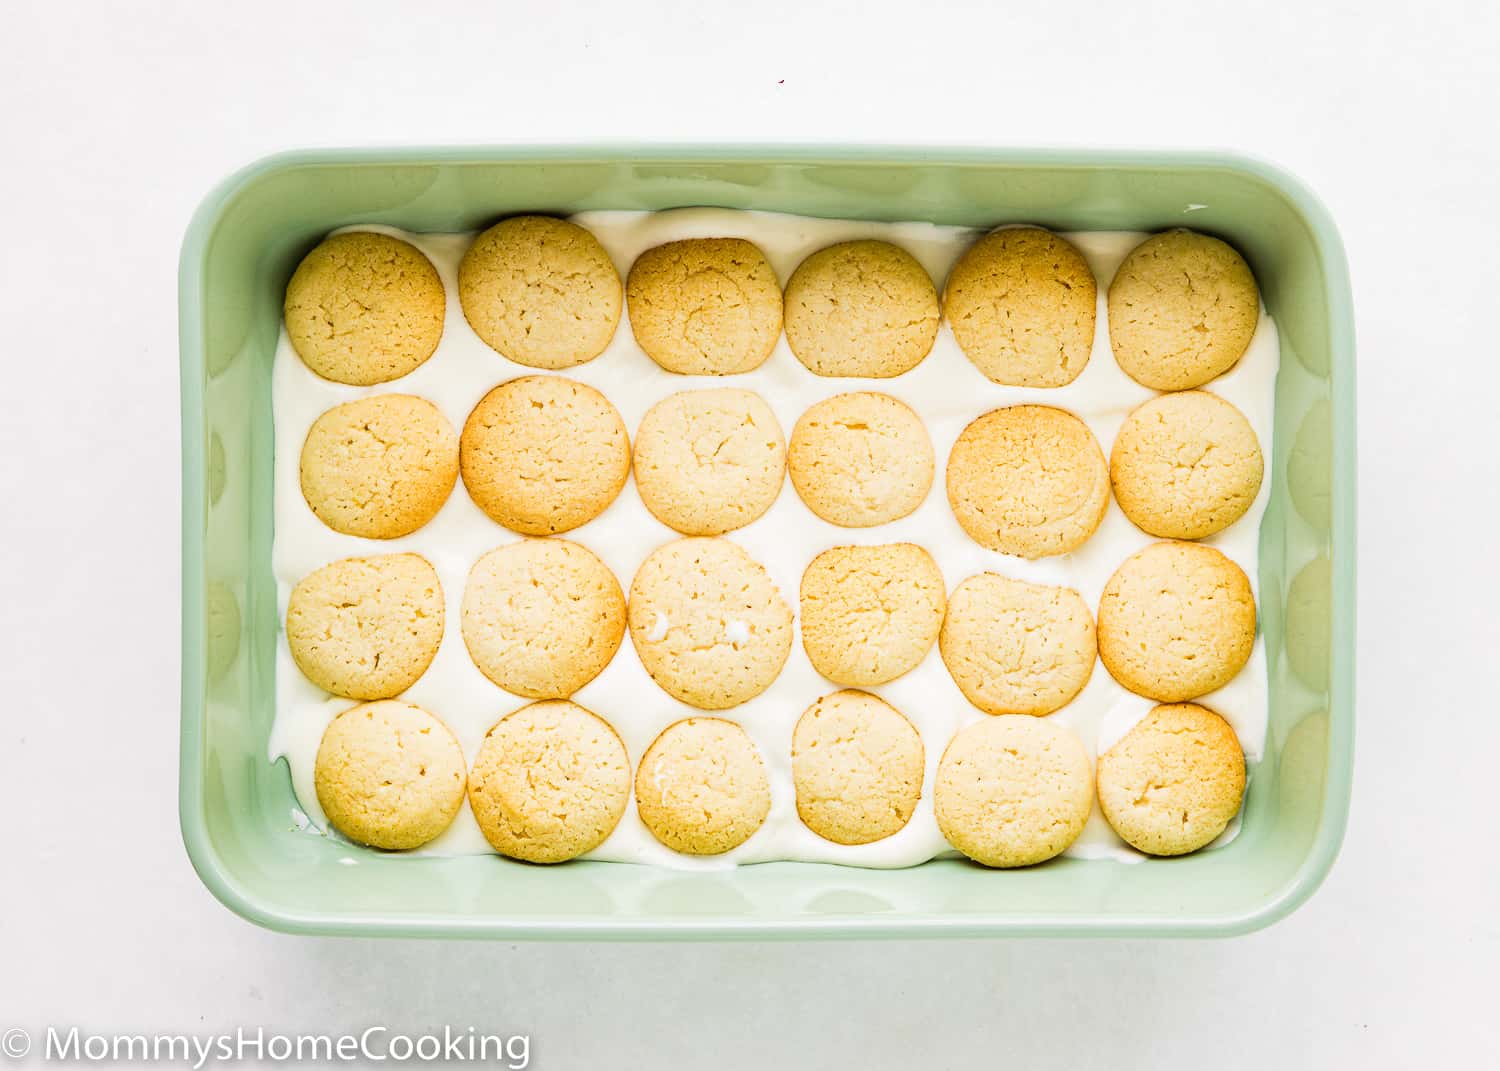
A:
[314, 695, 1245, 864]
[299, 383, 1265, 555]
[284, 222, 1260, 391]
[287, 538, 1255, 716]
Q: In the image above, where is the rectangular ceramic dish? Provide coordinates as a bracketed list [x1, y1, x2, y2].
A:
[179, 146, 1355, 939]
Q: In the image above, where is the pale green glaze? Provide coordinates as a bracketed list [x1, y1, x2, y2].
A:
[179, 147, 1355, 939]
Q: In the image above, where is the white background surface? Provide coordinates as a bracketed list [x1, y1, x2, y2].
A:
[1, 1, 1495, 1067]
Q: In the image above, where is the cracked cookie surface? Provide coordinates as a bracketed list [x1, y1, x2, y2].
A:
[946, 404, 1108, 558]
[284, 231, 446, 386]
[458, 216, 622, 370]
[934, 714, 1092, 867]
[461, 538, 625, 699]
[1110, 389, 1264, 539]
[788, 392, 934, 527]
[792, 690, 924, 845]
[1096, 702, 1246, 856]
[1097, 541, 1256, 701]
[626, 238, 782, 375]
[460, 376, 630, 535]
[627, 537, 793, 709]
[635, 717, 770, 855]
[632, 389, 786, 536]
[287, 553, 444, 700]
[299, 394, 458, 539]
[314, 700, 466, 850]
[944, 227, 1096, 387]
[1108, 229, 1259, 390]
[800, 543, 944, 687]
[939, 572, 1095, 716]
[784, 240, 940, 377]
[467, 700, 630, 863]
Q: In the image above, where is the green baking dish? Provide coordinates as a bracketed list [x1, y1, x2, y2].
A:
[179, 146, 1355, 939]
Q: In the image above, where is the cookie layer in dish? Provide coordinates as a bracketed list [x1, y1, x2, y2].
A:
[270, 209, 1279, 869]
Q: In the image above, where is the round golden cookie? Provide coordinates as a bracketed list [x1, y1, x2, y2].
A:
[939, 572, 1096, 716]
[299, 394, 458, 539]
[284, 231, 445, 386]
[934, 715, 1092, 867]
[635, 718, 770, 855]
[1108, 230, 1260, 390]
[946, 405, 1109, 558]
[460, 376, 630, 535]
[1097, 541, 1257, 702]
[627, 538, 793, 709]
[458, 216, 622, 370]
[1110, 390, 1264, 539]
[783, 240, 940, 377]
[632, 389, 786, 536]
[1096, 703, 1246, 855]
[461, 539, 626, 699]
[787, 392, 934, 527]
[314, 700, 466, 850]
[626, 238, 782, 375]
[799, 543, 945, 686]
[467, 700, 630, 863]
[792, 690, 924, 845]
[943, 227, 1097, 387]
[287, 553, 444, 700]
